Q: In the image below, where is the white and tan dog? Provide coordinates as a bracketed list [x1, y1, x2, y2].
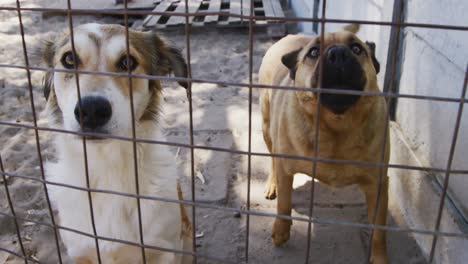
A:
[36, 23, 192, 263]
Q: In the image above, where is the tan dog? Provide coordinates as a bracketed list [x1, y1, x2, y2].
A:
[259, 24, 389, 264]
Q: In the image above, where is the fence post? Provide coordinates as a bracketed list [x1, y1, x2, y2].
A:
[383, 0, 406, 120]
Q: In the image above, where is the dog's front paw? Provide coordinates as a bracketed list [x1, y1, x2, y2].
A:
[264, 181, 277, 200]
[272, 218, 292, 246]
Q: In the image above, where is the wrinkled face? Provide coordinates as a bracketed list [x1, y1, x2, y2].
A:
[37, 23, 187, 140]
[282, 29, 380, 115]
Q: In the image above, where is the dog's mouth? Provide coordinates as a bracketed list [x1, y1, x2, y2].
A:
[318, 48, 367, 115]
[320, 73, 366, 115]
[76, 128, 111, 141]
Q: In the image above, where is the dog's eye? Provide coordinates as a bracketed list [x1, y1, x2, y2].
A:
[351, 44, 362, 55]
[117, 55, 138, 72]
[61, 51, 78, 69]
[308, 47, 320, 58]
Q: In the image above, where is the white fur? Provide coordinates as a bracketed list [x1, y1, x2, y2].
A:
[44, 24, 188, 263]
[47, 129, 183, 261]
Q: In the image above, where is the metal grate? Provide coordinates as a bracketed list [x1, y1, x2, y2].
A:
[0, 0, 467, 263]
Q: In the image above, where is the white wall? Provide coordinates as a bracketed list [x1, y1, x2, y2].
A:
[398, 0, 468, 219]
[289, 0, 468, 262]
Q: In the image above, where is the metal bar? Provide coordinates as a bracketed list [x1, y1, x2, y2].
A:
[428, 66, 468, 263]
[1, 187, 466, 240]
[183, 0, 198, 262]
[14, 0, 63, 262]
[0, 247, 40, 264]
[0, 6, 467, 31]
[123, 0, 147, 262]
[65, 0, 102, 262]
[366, 0, 404, 262]
[2, 121, 468, 176]
[244, 0, 254, 261]
[3, 63, 468, 104]
[383, 0, 405, 120]
[305, 0, 326, 262]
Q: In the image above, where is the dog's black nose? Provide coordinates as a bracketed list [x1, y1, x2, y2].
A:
[327, 46, 351, 66]
[74, 96, 112, 129]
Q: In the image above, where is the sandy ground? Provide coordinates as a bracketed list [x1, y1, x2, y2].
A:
[0, 1, 427, 263]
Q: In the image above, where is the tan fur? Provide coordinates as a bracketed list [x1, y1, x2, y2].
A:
[177, 183, 193, 239]
[259, 26, 390, 264]
[177, 182, 194, 264]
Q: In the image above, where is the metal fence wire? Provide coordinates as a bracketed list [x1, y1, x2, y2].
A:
[0, 0, 467, 263]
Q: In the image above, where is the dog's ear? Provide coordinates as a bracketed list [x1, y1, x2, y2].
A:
[151, 34, 188, 89]
[281, 48, 302, 80]
[365, 41, 380, 74]
[342, 24, 360, 34]
[162, 46, 188, 89]
[43, 72, 53, 100]
[32, 40, 55, 99]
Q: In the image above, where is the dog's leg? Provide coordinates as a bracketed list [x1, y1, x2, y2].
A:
[359, 176, 389, 264]
[261, 94, 277, 200]
[260, 93, 273, 154]
[272, 160, 293, 246]
[264, 158, 278, 200]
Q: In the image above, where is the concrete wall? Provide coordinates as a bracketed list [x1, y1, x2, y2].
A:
[397, 0, 468, 219]
[289, 0, 468, 262]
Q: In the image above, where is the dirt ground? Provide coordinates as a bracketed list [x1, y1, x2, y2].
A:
[0, 1, 427, 263]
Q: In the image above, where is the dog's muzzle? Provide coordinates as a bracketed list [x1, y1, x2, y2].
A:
[320, 46, 366, 115]
[74, 96, 112, 134]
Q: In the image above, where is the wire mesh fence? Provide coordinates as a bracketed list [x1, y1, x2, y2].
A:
[0, 0, 467, 263]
